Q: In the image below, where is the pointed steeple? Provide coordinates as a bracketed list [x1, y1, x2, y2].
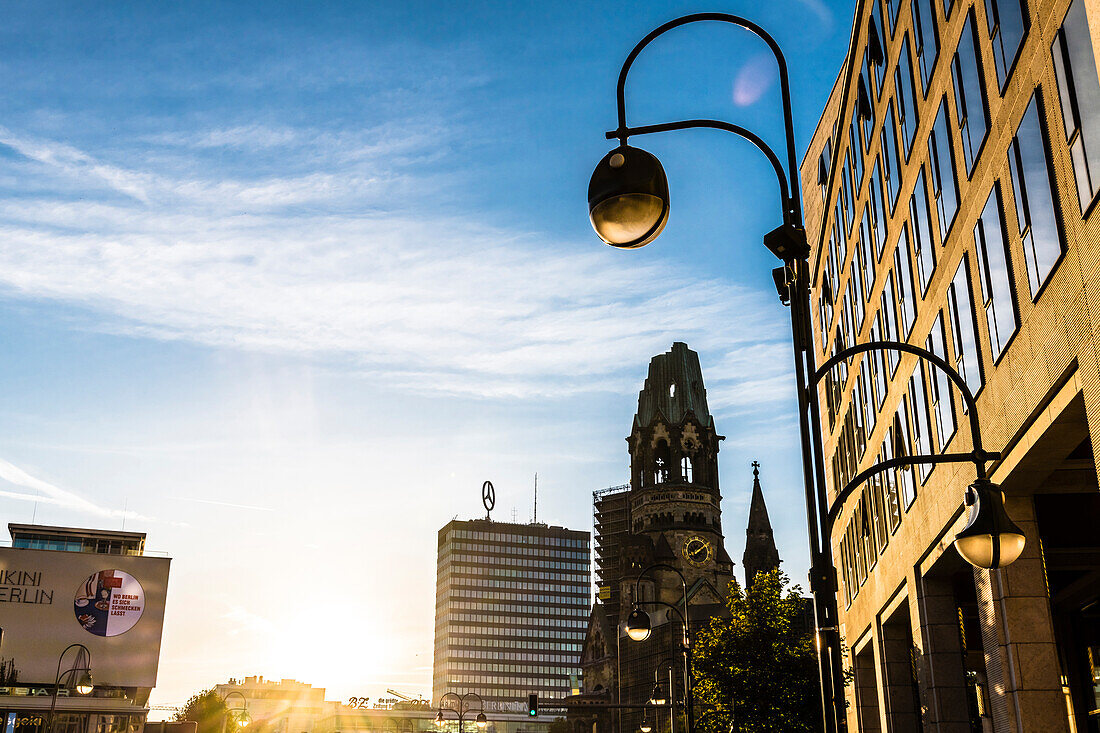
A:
[743, 461, 782, 586]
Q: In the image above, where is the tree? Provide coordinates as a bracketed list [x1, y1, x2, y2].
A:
[691, 570, 823, 733]
[174, 688, 231, 733]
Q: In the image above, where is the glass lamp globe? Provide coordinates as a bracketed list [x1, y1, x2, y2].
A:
[75, 671, 94, 696]
[435, 713, 445, 727]
[954, 480, 1026, 569]
[475, 713, 487, 729]
[625, 607, 652, 642]
[588, 145, 670, 249]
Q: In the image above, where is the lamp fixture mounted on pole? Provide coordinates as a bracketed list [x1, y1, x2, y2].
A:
[954, 479, 1026, 568]
[221, 690, 250, 733]
[625, 563, 694, 733]
[589, 11, 1024, 733]
[48, 644, 93, 733]
[436, 691, 487, 733]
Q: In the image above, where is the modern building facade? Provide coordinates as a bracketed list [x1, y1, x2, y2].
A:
[802, 0, 1100, 728]
[575, 343, 735, 733]
[431, 519, 590, 714]
[0, 523, 171, 733]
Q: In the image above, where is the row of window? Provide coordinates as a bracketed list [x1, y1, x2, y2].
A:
[439, 577, 590, 595]
[445, 613, 588, 628]
[446, 676, 571, 689]
[447, 662, 579, 676]
[444, 554, 587, 572]
[446, 649, 579, 664]
[437, 638, 582, 653]
[448, 530, 588, 548]
[436, 566, 589, 587]
[445, 625, 585, 640]
[447, 540, 588, 561]
[448, 600, 588, 616]
[445, 592, 589, 606]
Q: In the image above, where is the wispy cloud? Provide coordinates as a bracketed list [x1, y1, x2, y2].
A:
[0, 455, 161, 523]
[0, 128, 793, 401]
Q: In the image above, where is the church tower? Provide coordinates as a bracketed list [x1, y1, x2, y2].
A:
[575, 343, 734, 731]
[622, 342, 734, 613]
[742, 461, 782, 586]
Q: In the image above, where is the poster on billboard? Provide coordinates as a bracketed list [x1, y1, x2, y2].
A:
[0, 547, 170, 687]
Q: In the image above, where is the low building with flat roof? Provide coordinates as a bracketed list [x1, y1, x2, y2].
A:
[0, 523, 171, 733]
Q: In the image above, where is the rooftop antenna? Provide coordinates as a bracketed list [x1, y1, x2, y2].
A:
[533, 472, 538, 524]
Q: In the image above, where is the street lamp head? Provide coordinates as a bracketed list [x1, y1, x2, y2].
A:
[236, 712, 251, 729]
[588, 145, 669, 249]
[435, 713, 445, 727]
[74, 670, 93, 695]
[953, 479, 1026, 569]
[625, 607, 652, 642]
[475, 713, 487, 729]
[648, 681, 667, 706]
[639, 724, 652, 733]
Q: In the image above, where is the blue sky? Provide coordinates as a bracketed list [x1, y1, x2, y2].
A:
[0, 0, 853, 710]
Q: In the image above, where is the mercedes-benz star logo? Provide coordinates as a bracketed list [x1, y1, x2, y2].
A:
[482, 480, 496, 513]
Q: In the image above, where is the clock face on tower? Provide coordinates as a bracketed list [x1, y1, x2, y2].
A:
[683, 536, 713, 567]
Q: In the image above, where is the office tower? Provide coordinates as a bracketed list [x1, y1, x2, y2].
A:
[432, 519, 590, 713]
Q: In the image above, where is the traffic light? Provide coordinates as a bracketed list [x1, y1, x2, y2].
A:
[527, 693, 538, 717]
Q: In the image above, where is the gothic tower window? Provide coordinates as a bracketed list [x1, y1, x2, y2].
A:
[654, 439, 671, 484]
[681, 456, 693, 483]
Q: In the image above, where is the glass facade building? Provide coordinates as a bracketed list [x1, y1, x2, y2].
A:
[432, 520, 590, 714]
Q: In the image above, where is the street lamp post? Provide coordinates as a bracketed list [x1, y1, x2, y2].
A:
[434, 692, 487, 733]
[623, 564, 693, 733]
[649, 661, 676, 733]
[221, 691, 251, 733]
[588, 12, 1027, 733]
[47, 644, 94, 733]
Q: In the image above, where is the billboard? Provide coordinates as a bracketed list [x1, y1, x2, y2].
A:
[0, 547, 170, 687]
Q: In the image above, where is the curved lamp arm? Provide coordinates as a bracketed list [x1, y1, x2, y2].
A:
[610, 12, 802, 226]
[811, 340, 1001, 529]
[632, 562, 689, 637]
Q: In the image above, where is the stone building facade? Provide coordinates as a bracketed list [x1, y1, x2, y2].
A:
[801, 0, 1100, 729]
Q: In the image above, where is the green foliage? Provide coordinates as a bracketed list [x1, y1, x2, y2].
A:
[691, 570, 823, 733]
[174, 688, 231, 733]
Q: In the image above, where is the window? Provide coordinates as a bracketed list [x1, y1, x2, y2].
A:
[1009, 92, 1064, 297]
[929, 100, 960, 239]
[943, 0, 955, 17]
[850, 120, 865, 188]
[908, 364, 934, 483]
[894, 398, 918, 507]
[883, 103, 903, 208]
[872, 316, 888, 407]
[860, 70, 876, 151]
[869, 3, 888, 95]
[858, 210, 875, 304]
[973, 185, 1018, 360]
[1052, 0, 1100, 212]
[842, 159, 855, 234]
[987, 0, 1028, 90]
[819, 140, 833, 200]
[928, 314, 957, 449]
[947, 257, 983, 397]
[951, 12, 990, 175]
[895, 225, 918, 335]
[681, 456, 693, 483]
[912, 0, 940, 93]
[870, 161, 888, 257]
[911, 169, 938, 293]
[896, 36, 920, 157]
[885, 0, 903, 32]
[881, 272, 900, 372]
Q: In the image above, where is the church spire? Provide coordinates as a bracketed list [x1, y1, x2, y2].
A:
[743, 461, 781, 586]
